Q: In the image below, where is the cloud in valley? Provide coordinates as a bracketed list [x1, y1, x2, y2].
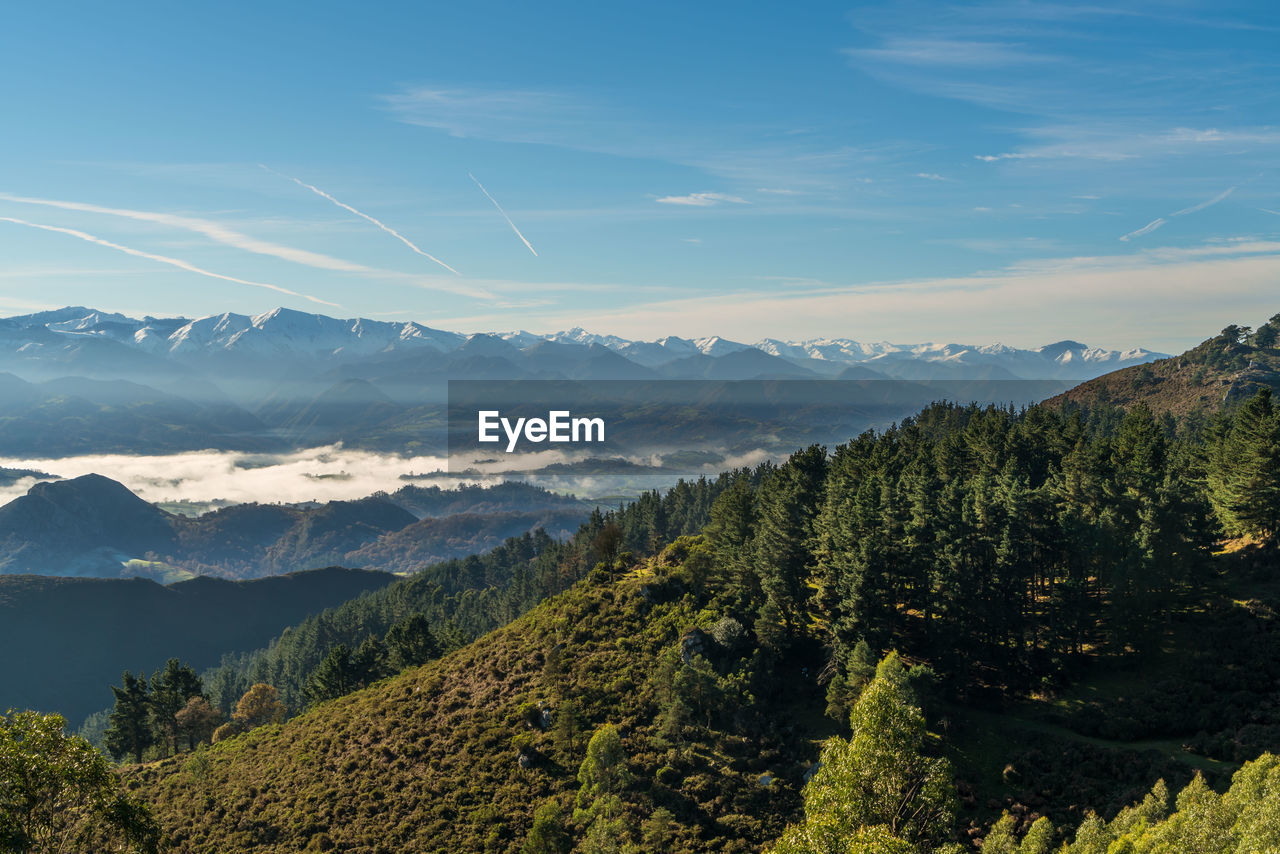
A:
[0, 447, 449, 505]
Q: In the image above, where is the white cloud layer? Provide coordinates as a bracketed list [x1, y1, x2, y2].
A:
[479, 239, 1280, 352]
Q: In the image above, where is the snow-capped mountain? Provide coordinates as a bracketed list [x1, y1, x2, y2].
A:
[150, 308, 465, 359]
[0, 306, 1169, 460]
[0, 306, 1165, 384]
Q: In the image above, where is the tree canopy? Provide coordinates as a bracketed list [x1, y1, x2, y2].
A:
[0, 710, 159, 854]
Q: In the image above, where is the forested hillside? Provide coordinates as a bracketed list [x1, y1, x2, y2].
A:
[197, 478, 727, 715]
[123, 378, 1280, 852]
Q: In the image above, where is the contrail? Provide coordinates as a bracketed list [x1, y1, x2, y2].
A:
[0, 192, 370, 273]
[1171, 186, 1235, 217]
[260, 165, 460, 275]
[1121, 186, 1237, 241]
[1119, 218, 1167, 242]
[0, 216, 339, 308]
[469, 172, 538, 257]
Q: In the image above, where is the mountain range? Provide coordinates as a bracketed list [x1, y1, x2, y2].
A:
[2, 305, 1163, 385]
[0, 306, 1164, 458]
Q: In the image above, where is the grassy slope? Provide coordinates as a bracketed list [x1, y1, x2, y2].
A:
[131, 565, 820, 854]
[1044, 332, 1280, 416]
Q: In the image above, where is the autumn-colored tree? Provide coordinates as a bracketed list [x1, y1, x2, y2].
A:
[232, 683, 286, 730]
[174, 696, 223, 751]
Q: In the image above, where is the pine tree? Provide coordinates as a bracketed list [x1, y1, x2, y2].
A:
[104, 671, 153, 764]
[148, 659, 203, 756]
[1210, 388, 1280, 541]
[385, 614, 441, 670]
[706, 473, 760, 616]
[307, 644, 357, 704]
[752, 446, 827, 649]
[551, 699, 581, 762]
[1253, 314, 1280, 348]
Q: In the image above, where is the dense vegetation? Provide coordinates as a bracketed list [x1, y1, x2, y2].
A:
[708, 400, 1225, 701]
[776, 653, 1280, 853]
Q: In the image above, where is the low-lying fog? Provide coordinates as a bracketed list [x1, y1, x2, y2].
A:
[0, 445, 773, 508]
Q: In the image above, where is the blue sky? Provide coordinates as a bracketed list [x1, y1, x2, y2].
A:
[1, 1, 1278, 351]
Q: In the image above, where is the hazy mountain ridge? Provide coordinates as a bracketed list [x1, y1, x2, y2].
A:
[0, 475, 594, 580]
[0, 566, 397, 724]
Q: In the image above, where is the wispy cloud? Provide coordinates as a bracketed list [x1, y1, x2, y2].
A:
[843, 2, 1280, 179]
[845, 38, 1054, 68]
[655, 192, 750, 207]
[975, 152, 1037, 162]
[380, 87, 590, 142]
[0, 216, 338, 306]
[976, 128, 1280, 165]
[915, 172, 952, 181]
[380, 85, 886, 190]
[258, 165, 459, 275]
[468, 173, 538, 256]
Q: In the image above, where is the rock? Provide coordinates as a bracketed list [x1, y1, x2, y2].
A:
[680, 629, 710, 665]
